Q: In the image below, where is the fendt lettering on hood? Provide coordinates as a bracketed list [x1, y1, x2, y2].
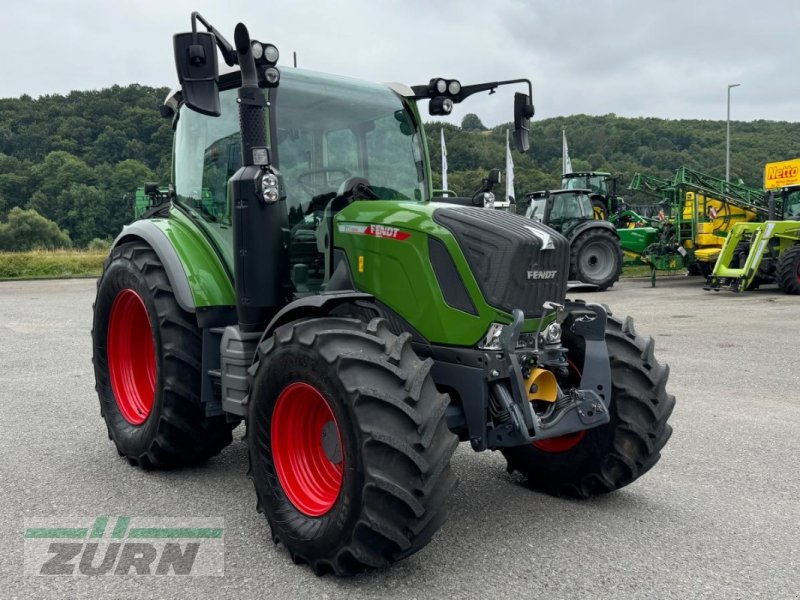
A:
[338, 222, 411, 241]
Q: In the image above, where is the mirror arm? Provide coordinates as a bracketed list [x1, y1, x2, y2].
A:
[191, 11, 238, 66]
[411, 78, 532, 102]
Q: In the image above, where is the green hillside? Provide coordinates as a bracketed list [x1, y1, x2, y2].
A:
[0, 84, 796, 250]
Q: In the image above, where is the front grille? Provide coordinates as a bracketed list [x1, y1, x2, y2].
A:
[433, 207, 569, 318]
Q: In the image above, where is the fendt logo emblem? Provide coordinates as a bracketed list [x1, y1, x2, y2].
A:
[338, 222, 411, 241]
[527, 270, 557, 280]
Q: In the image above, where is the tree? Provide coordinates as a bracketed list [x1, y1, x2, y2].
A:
[461, 113, 487, 131]
[0, 207, 71, 251]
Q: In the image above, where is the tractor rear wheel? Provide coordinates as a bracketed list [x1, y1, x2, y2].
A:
[570, 228, 623, 291]
[247, 317, 458, 576]
[776, 244, 800, 295]
[501, 313, 675, 498]
[92, 241, 233, 468]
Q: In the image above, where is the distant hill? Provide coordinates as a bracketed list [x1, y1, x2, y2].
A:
[0, 84, 797, 248]
[428, 114, 800, 197]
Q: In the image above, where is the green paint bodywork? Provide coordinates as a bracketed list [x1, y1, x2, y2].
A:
[335, 200, 546, 346]
[149, 206, 235, 307]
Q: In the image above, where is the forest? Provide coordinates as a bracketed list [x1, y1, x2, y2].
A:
[0, 84, 797, 250]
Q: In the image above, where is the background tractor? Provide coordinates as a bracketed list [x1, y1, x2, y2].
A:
[705, 158, 800, 293]
[516, 189, 623, 291]
[561, 171, 623, 220]
[91, 12, 674, 576]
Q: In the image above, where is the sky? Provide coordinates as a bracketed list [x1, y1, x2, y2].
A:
[1, 0, 798, 126]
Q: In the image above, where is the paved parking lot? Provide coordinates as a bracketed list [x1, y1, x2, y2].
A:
[1, 276, 798, 599]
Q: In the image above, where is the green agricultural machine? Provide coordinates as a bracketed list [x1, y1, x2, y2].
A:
[618, 167, 771, 285]
[91, 13, 674, 575]
[705, 159, 800, 293]
[517, 189, 623, 290]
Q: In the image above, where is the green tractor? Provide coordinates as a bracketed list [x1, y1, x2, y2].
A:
[91, 13, 674, 575]
[517, 189, 623, 291]
[561, 171, 623, 220]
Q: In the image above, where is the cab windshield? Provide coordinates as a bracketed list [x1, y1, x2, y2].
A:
[562, 174, 608, 194]
[274, 69, 427, 226]
[172, 69, 427, 228]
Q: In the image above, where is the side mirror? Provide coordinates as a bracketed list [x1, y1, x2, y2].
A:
[173, 31, 220, 117]
[513, 92, 534, 153]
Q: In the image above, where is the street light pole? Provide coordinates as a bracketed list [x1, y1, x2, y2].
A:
[726, 83, 741, 183]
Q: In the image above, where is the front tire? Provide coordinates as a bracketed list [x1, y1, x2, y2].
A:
[501, 314, 675, 498]
[247, 317, 458, 576]
[776, 244, 800, 295]
[570, 228, 623, 291]
[92, 241, 233, 468]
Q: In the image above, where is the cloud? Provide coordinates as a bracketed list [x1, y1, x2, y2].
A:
[1, 0, 797, 126]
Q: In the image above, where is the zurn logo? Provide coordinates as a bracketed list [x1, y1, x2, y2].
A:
[24, 516, 224, 576]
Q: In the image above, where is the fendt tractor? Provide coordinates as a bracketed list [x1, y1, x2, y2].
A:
[92, 13, 675, 576]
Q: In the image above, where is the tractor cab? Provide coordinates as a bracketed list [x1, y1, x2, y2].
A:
[521, 189, 594, 232]
[561, 171, 622, 219]
[171, 68, 430, 294]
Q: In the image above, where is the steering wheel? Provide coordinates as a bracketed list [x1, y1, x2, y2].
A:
[296, 168, 352, 196]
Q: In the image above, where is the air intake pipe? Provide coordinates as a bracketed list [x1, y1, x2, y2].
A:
[230, 23, 285, 332]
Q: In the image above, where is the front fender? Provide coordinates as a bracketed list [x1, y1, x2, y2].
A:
[112, 209, 235, 314]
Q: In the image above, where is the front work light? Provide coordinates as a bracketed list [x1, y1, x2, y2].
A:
[429, 96, 453, 115]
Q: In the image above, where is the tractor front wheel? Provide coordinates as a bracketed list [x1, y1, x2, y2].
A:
[247, 317, 457, 576]
[92, 241, 233, 468]
[570, 228, 623, 291]
[501, 313, 675, 498]
[776, 245, 800, 295]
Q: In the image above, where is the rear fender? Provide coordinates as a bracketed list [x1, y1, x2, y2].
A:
[567, 220, 619, 244]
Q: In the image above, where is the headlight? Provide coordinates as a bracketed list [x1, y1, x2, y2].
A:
[479, 323, 506, 350]
[261, 172, 280, 203]
[251, 42, 264, 60]
[434, 78, 448, 94]
[447, 79, 461, 95]
[264, 66, 280, 85]
[429, 96, 454, 116]
[542, 322, 561, 344]
[483, 192, 495, 209]
[263, 44, 280, 64]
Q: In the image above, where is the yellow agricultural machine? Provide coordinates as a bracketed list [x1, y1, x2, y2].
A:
[705, 158, 800, 293]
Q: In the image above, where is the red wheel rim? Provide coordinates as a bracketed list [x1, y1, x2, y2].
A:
[107, 289, 156, 426]
[532, 359, 587, 453]
[271, 382, 344, 517]
[533, 431, 586, 453]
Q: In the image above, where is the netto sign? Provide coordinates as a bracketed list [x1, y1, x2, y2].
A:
[764, 159, 800, 190]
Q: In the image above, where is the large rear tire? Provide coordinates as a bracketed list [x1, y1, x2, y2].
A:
[501, 313, 675, 498]
[247, 317, 458, 576]
[776, 244, 800, 295]
[570, 228, 623, 291]
[92, 241, 233, 468]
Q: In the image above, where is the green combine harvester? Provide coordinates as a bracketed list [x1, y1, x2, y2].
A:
[91, 12, 674, 575]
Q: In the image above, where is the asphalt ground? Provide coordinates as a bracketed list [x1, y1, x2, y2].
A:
[1, 276, 798, 599]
